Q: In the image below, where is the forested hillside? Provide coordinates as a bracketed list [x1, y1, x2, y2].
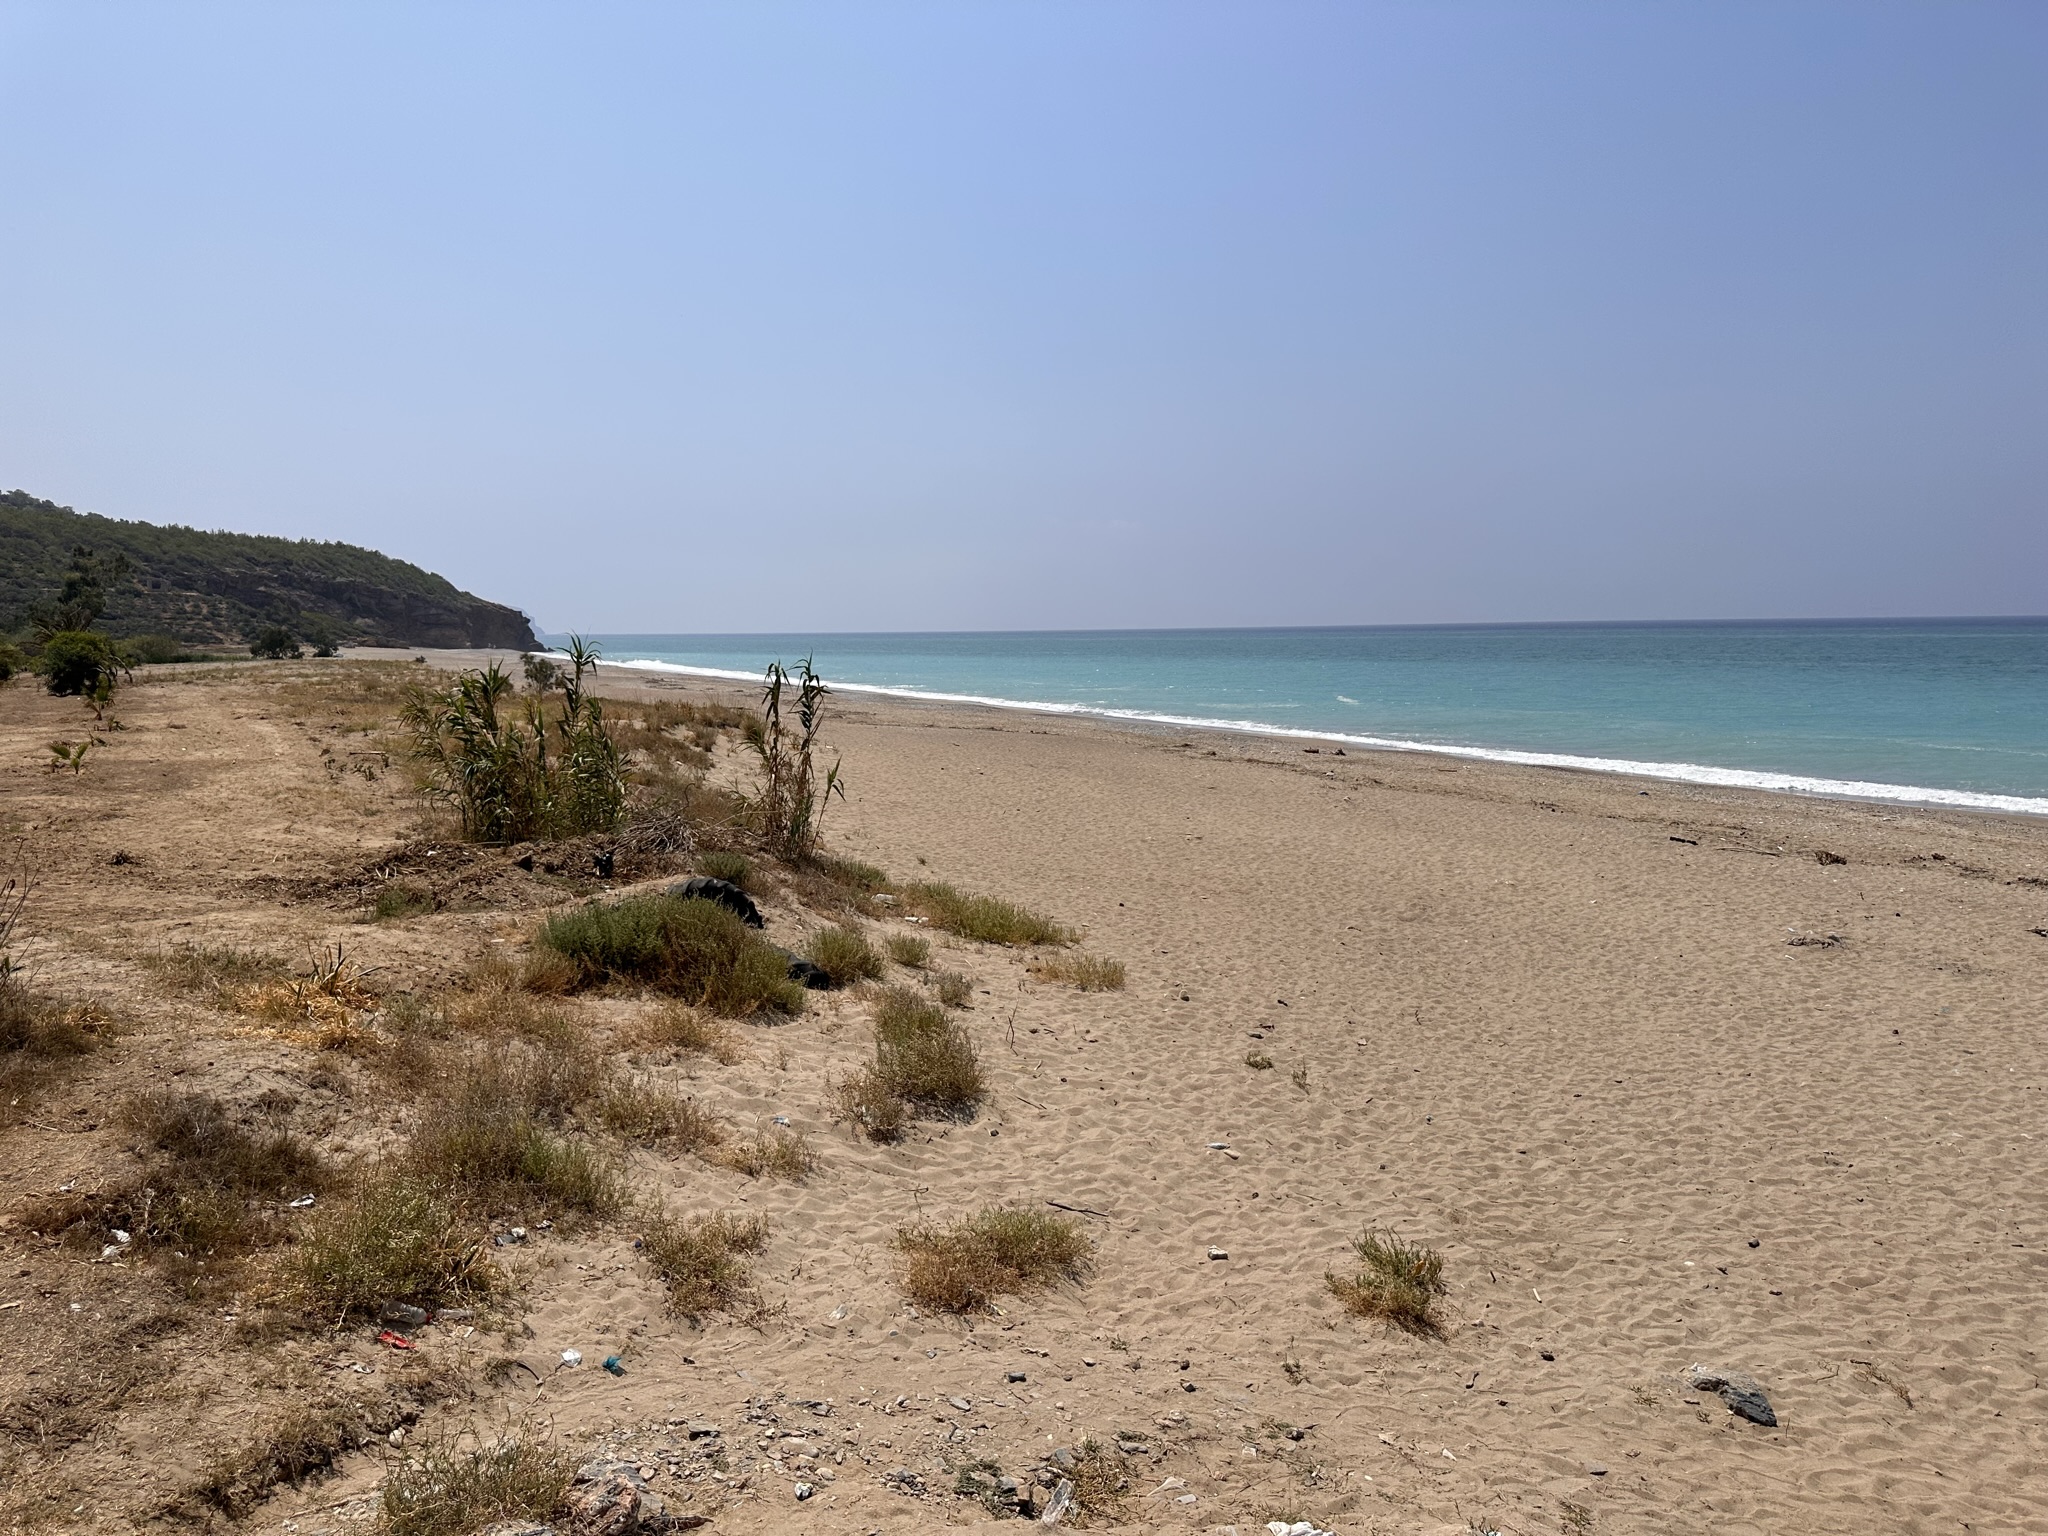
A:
[0, 491, 536, 649]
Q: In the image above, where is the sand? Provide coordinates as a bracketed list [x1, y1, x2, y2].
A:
[3, 652, 2046, 1535]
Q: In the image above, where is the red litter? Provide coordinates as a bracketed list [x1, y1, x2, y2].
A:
[377, 1330, 417, 1351]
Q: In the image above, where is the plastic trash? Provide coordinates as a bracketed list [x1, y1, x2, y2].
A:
[377, 1330, 417, 1351]
[289, 1195, 315, 1208]
[561, 1348, 583, 1367]
[794, 1482, 814, 1501]
[603, 1355, 625, 1376]
[111, 1230, 131, 1244]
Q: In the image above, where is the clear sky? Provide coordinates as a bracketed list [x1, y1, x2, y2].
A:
[3, 3, 2043, 633]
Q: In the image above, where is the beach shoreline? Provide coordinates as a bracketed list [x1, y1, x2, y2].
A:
[6, 650, 2044, 1534]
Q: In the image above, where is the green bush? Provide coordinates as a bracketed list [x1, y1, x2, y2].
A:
[901, 881, 1073, 946]
[120, 633, 202, 665]
[296, 1173, 489, 1317]
[695, 851, 755, 890]
[803, 923, 884, 987]
[0, 640, 26, 682]
[536, 894, 804, 1016]
[37, 629, 121, 697]
[249, 625, 302, 660]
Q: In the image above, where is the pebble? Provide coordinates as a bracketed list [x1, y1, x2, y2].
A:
[1586, 1463, 1608, 1477]
[949, 1396, 972, 1411]
[793, 1483, 814, 1501]
[1207, 1247, 1229, 1261]
[1005, 1370, 1027, 1383]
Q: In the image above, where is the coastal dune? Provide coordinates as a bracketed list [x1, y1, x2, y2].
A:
[1, 654, 2043, 1535]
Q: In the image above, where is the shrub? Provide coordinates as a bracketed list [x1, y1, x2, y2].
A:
[37, 629, 121, 697]
[118, 633, 203, 666]
[597, 1076, 724, 1151]
[893, 1206, 1091, 1314]
[716, 1126, 817, 1181]
[379, 1428, 574, 1536]
[113, 1089, 327, 1255]
[900, 882, 1073, 946]
[817, 855, 888, 893]
[0, 640, 23, 682]
[803, 923, 883, 987]
[695, 851, 755, 891]
[1026, 953, 1126, 991]
[372, 883, 436, 921]
[1325, 1230, 1448, 1336]
[0, 979, 98, 1059]
[296, 1173, 491, 1318]
[190, 1401, 371, 1516]
[640, 1210, 768, 1322]
[406, 1047, 621, 1215]
[929, 970, 973, 1008]
[249, 625, 303, 660]
[885, 933, 930, 969]
[639, 1002, 745, 1063]
[535, 894, 804, 1016]
[873, 986, 984, 1112]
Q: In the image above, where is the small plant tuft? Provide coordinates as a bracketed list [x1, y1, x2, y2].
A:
[715, 1125, 818, 1181]
[884, 932, 930, 969]
[535, 894, 804, 1016]
[640, 1210, 769, 1321]
[1325, 1229, 1448, 1336]
[695, 850, 755, 890]
[379, 1427, 575, 1536]
[900, 882, 1073, 946]
[803, 923, 884, 987]
[1245, 1051, 1274, 1070]
[894, 1205, 1091, 1314]
[1026, 953, 1126, 991]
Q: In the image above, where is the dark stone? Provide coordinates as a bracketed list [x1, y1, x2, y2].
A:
[670, 876, 764, 928]
[592, 849, 615, 878]
[776, 948, 831, 989]
[1687, 1366, 1778, 1427]
[563, 1476, 640, 1535]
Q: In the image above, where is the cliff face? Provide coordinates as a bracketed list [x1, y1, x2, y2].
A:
[1, 491, 538, 650]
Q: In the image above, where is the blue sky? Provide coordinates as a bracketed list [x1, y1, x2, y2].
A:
[3, 2, 2043, 632]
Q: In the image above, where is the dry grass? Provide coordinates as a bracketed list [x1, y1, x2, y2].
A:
[379, 1427, 575, 1536]
[1071, 1439, 1133, 1522]
[637, 1001, 746, 1063]
[1026, 953, 1126, 991]
[928, 969, 973, 1008]
[803, 923, 884, 987]
[694, 850, 756, 891]
[0, 980, 109, 1111]
[190, 1401, 372, 1516]
[1245, 1051, 1274, 1070]
[597, 1076, 725, 1151]
[640, 1210, 769, 1322]
[884, 932, 930, 969]
[534, 894, 805, 1016]
[836, 984, 986, 1140]
[407, 1076, 622, 1219]
[296, 1172, 493, 1319]
[714, 1125, 817, 1181]
[1325, 1229, 1448, 1336]
[894, 1206, 1092, 1314]
[142, 942, 285, 1003]
[900, 881, 1073, 946]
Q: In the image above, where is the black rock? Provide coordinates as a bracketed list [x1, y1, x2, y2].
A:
[671, 876, 764, 928]
[775, 949, 831, 989]
[1686, 1365, 1778, 1427]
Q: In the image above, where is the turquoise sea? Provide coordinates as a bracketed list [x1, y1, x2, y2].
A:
[552, 621, 2048, 815]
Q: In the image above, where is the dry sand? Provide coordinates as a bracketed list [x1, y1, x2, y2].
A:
[3, 653, 2046, 1536]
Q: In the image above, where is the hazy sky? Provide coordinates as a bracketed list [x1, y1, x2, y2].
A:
[3, 3, 2044, 633]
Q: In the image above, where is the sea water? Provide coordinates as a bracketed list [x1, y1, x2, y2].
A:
[554, 621, 2048, 815]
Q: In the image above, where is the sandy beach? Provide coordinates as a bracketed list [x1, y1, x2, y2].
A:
[4, 652, 2046, 1536]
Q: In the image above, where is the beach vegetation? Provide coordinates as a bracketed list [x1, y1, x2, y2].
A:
[836, 983, 985, 1140]
[597, 1075, 725, 1152]
[639, 1209, 769, 1321]
[695, 850, 756, 890]
[1325, 1229, 1448, 1336]
[296, 1173, 491, 1318]
[533, 893, 805, 1016]
[928, 969, 974, 1008]
[249, 625, 302, 660]
[1025, 952, 1125, 990]
[893, 1205, 1091, 1314]
[378, 1427, 575, 1536]
[751, 655, 844, 859]
[401, 636, 624, 843]
[901, 881, 1073, 946]
[884, 932, 930, 969]
[715, 1125, 818, 1181]
[803, 922, 885, 987]
[188, 1401, 377, 1517]
[1245, 1051, 1274, 1070]
[637, 1000, 746, 1062]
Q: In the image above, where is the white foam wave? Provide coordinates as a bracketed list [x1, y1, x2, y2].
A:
[605, 657, 2048, 817]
